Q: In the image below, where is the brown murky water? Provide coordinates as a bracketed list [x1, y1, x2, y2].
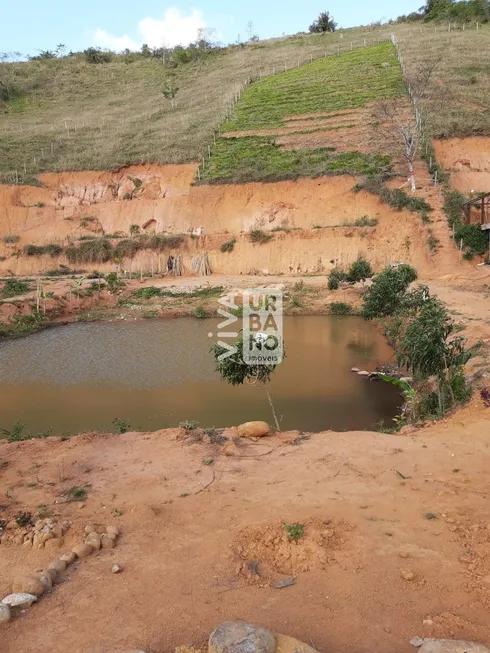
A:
[0, 316, 401, 434]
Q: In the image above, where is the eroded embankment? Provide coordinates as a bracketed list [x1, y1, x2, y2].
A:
[433, 137, 490, 194]
[0, 164, 442, 276]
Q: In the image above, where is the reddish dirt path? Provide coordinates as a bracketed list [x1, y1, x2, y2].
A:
[1, 399, 490, 653]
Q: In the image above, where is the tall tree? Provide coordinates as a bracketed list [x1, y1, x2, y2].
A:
[309, 11, 337, 33]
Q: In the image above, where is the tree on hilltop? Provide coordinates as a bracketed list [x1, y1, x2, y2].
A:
[309, 11, 337, 33]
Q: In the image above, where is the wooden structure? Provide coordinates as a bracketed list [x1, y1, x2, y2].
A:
[462, 192, 490, 230]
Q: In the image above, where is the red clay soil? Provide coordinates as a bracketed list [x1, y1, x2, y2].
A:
[1, 399, 490, 653]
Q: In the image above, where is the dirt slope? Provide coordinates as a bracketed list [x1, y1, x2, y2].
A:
[0, 164, 466, 277]
[1, 399, 490, 653]
[433, 138, 490, 194]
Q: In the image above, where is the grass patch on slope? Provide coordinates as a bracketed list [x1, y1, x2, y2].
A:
[223, 42, 404, 131]
[200, 136, 391, 184]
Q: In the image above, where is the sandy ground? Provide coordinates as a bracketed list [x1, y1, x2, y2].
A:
[1, 399, 490, 653]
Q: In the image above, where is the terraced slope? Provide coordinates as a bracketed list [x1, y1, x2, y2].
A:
[200, 42, 405, 184]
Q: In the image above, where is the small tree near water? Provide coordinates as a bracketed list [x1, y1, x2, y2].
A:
[212, 332, 282, 430]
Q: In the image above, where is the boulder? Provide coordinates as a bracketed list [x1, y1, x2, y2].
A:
[72, 543, 94, 559]
[275, 634, 318, 653]
[209, 621, 276, 653]
[414, 641, 490, 653]
[357, 370, 370, 376]
[0, 603, 10, 624]
[106, 526, 120, 537]
[1, 593, 38, 608]
[12, 576, 45, 597]
[237, 422, 270, 439]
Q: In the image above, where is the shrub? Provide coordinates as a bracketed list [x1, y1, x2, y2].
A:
[105, 272, 124, 292]
[23, 244, 45, 256]
[327, 266, 347, 290]
[129, 224, 140, 236]
[84, 47, 112, 64]
[113, 239, 141, 259]
[133, 286, 162, 299]
[330, 301, 353, 315]
[249, 229, 272, 244]
[179, 420, 200, 430]
[352, 216, 378, 227]
[347, 257, 373, 283]
[220, 238, 236, 253]
[362, 264, 417, 319]
[3, 235, 19, 244]
[194, 305, 209, 318]
[455, 224, 488, 257]
[66, 239, 112, 263]
[1, 278, 30, 298]
[284, 522, 305, 540]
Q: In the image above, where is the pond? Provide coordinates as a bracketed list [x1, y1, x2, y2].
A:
[0, 316, 401, 435]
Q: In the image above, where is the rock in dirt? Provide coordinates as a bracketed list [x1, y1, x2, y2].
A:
[12, 576, 45, 597]
[106, 525, 120, 537]
[209, 621, 276, 653]
[2, 593, 38, 608]
[222, 440, 241, 457]
[401, 569, 415, 581]
[271, 577, 296, 589]
[357, 370, 370, 376]
[276, 431, 302, 444]
[237, 422, 270, 439]
[84, 524, 96, 534]
[412, 640, 490, 653]
[275, 634, 318, 653]
[60, 552, 77, 565]
[34, 570, 53, 591]
[48, 559, 67, 575]
[85, 533, 101, 551]
[0, 603, 11, 624]
[72, 543, 94, 559]
[351, 367, 360, 372]
[112, 564, 122, 574]
[101, 534, 115, 549]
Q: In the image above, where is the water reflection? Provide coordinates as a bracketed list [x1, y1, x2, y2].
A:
[0, 316, 401, 434]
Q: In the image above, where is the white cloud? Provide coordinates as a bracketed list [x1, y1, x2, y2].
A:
[93, 7, 207, 51]
[93, 29, 140, 51]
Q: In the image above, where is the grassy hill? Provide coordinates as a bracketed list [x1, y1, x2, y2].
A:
[1, 22, 489, 184]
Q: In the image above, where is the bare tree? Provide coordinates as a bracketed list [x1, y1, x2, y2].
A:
[371, 56, 441, 191]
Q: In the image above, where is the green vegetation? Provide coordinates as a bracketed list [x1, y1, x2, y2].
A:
[23, 243, 63, 257]
[66, 485, 89, 502]
[328, 266, 348, 290]
[224, 43, 403, 132]
[1, 24, 490, 182]
[179, 420, 200, 430]
[249, 229, 273, 244]
[112, 418, 130, 434]
[194, 305, 210, 319]
[362, 264, 418, 319]
[132, 285, 223, 300]
[350, 216, 378, 227]
[443, 189, 488, 258]
[220, 238, 236, 253]
[363, 264, 473, 424]
[347, 257, 373, 283]
[330, 301, 354, 315]
[284, 522, 305, 540]
[2, 235, 19, 244]
[212, 332, 283, 429]
[1, 278, 30, 298]
[0, 311, 46, 340]
[355, 177, 432, 215]
[0, 421, 52, 442]
[200, 137, 392, 184]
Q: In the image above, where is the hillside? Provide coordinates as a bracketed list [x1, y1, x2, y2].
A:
[1, 22, 490, 184]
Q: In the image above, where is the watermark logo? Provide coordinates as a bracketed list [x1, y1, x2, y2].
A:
[210, 288, 283, 365]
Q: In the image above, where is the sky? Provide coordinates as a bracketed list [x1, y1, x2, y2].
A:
[1, 1, 421, 57]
